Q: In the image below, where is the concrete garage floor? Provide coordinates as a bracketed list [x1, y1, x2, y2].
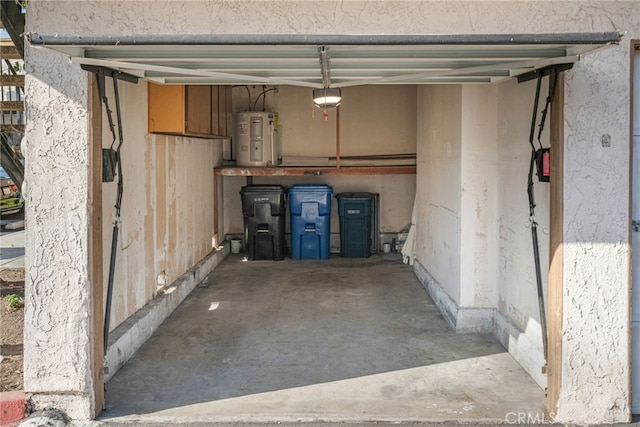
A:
[99, 254, 546, 425]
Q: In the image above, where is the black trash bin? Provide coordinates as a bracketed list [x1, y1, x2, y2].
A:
[336, 192, 375, 258]
[240, 185, 287, 260]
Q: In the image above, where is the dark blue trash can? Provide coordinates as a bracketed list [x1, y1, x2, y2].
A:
[336, 192, 374, 258]
[289, 184, 333, 259]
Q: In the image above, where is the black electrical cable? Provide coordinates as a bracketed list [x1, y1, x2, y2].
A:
[253, 87, 277, 111]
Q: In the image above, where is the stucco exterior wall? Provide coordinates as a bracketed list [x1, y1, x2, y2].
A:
[25, 0, 639, 423]
[560, 44, 632, 423]
[23, 45, 96, 419]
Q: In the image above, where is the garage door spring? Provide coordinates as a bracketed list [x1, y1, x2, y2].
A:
[83, 65, 138, 356]
[94, 69, 125, 357]
[525, 66, 562, 368]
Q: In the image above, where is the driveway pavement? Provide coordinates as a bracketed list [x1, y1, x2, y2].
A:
[1, 212, 25, 269]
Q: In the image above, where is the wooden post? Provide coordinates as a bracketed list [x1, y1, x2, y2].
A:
[213, 171, 218, 245]
[547, 72, 564, 415]
[88, 74, 105, 415]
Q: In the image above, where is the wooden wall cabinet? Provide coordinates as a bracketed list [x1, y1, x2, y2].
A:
[148, 82, 232, 138]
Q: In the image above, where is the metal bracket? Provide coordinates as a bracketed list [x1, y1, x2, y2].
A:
[517, 63, 574, 84]
[80, 64, 139, 84]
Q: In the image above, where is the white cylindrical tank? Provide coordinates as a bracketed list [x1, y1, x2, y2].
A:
[234, 111, 279, 167]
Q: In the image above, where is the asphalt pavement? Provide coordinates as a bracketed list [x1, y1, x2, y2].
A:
[1, 211, 25, 269]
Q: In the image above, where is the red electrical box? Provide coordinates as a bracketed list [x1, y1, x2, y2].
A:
[535, 148, 550, 182]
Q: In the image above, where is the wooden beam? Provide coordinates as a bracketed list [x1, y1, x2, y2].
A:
[214, 165, 416, 177]
[0, 101, 24, 111]
[547, 71, 564, 415]
[0, 43, 21, 60]
[0, 74, 24, 86]
[0, 124, 24, 133]
[87, 74, 105, 416]
[0, 0, 25, 58]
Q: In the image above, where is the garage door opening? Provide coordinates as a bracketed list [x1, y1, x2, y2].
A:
[27, 31, 620, 422]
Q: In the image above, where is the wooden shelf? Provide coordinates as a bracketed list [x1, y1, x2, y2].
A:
[214, 165, 416, 177]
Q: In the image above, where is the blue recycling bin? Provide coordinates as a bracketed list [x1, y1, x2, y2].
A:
[289, 184, 333, 259]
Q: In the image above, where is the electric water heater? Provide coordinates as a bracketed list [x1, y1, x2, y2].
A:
[234, 112, 280, 167]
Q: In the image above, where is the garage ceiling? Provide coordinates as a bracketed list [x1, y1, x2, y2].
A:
[28, 32, 620, 87]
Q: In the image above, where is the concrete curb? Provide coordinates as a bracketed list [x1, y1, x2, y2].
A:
[0, 391, 26, 425]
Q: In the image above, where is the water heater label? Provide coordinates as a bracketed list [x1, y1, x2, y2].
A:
[238, 122, 249, 135]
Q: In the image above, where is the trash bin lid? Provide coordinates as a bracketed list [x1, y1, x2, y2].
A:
[335, 192, 375, 200]
[288, 184, 333, 194]
[241, 184, 287, 194]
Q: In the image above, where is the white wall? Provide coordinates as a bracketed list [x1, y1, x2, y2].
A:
[460, 85, 499, 309]
[101, 81, 222, 330]
[415, 85, 462, 305]
[414, 80, 550, 386]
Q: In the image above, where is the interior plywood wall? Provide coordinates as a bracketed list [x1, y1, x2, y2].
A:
[102, 81, 223, 331]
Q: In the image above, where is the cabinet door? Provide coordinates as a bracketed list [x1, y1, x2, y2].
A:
[211, 86, 220, 136]
[217, 85, 227, 136]
[211, 85, 233, 137]
[185, 85, 212, 135]
[225, 86, 233, 136]
[148, 83, 186, 134]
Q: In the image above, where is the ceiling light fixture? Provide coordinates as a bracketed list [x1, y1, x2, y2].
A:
[313, 87, 342, 109]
